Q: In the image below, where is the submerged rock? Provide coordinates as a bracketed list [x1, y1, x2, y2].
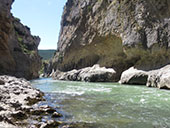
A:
[60, 122, 102, 128]
[40, 120, 62, 128]
[52, 112, 63, 118]
[53, 64, 116, 82]
[31, 105, 56, 115]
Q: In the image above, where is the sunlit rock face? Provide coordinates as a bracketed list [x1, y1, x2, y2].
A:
[53, 64, 117, 82]
[0, 0, 41, 79]
[119, 64, 170, 90]
[52, 0, 170, 80]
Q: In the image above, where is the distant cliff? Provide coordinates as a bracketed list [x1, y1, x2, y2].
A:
[0, 0, 41, 79]
[52, 0, 170, 80]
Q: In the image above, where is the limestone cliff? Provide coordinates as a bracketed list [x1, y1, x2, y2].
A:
[0, 0, 41, 79]
[52, 0, 170, 81]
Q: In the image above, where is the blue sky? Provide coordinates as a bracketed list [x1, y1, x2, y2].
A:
[12, 0, 67, 50]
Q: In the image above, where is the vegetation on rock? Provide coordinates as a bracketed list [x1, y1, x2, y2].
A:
[38, 50, 56, 60]
[0, 0, 41, 80]
[51, 0, 170, 81]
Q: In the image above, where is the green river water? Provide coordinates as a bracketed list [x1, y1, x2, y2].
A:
[31, 78, 170, 128]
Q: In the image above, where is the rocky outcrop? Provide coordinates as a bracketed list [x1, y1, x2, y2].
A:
[0, 75, 63, 128]
[0, 75, 43, 127]
[51, 0, 170, 81]
[119, 67, 148, 85]
[0, 0, 41, 79]
[120, 65, 170, 90]
[147, 65, 170, 89]
[41, 60, 53, 77]
[52, 64, 116, 82]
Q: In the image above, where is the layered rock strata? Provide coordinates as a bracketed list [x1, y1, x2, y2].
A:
[51, 0, 170, 81]
[0, 0, 41, 79]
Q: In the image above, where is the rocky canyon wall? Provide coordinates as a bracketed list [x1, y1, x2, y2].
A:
[0, 0, 41, 79]
[52, 0, 170, 80]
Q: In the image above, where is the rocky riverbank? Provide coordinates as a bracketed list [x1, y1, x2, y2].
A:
[119, 64, 170, 89]
[52, 64, 116, 82]
[52, 63, 170, 90]
[0, 75, 64, 128]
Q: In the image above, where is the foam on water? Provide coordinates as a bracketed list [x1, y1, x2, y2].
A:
[53, 90, 85, 96]
[31, 78, 170, 128]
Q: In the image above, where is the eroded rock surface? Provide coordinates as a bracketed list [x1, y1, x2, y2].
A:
[53, 64, 116, 82]
[51, 0, 170, 81]
[119, 67, 148, 85]
[120, 65, 170, 90]
[0, 76, 63, 128]
[0, 0, 41, 80]
[0, 75, 43, 127]
[147, 65, 170, 89]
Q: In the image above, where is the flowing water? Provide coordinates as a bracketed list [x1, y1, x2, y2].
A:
[31, 78, 170, 128]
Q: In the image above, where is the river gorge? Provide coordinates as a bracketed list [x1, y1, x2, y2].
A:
[31, 78, 170, 128]
[1, 0, 170, 127]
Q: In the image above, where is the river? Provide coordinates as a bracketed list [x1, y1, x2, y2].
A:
[31, 78, 170, 128]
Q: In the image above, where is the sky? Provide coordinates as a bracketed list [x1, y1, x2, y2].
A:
[12, 0, 67, 50]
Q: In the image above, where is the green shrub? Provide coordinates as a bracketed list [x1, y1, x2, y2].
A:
[18, 37, 23, 42]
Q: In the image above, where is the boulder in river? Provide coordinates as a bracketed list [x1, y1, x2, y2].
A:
[120, 65, 170, 90]
[52, 112, 63, 118]
[40, 120, 62, 128]
[53, 64, 116, 82]
[119, 67, 148, 85]
[147, 65, 170, 89]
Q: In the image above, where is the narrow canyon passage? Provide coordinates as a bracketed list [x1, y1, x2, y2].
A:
[1, 0, 170, 127]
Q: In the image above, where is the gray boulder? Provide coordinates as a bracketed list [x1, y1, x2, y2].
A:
[53, 64, 116, 82]
[78, 64, 116, 82]
[147, 65, 170, 89]
[120, 65, 170, 90]
[119, 67, 148, 85]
